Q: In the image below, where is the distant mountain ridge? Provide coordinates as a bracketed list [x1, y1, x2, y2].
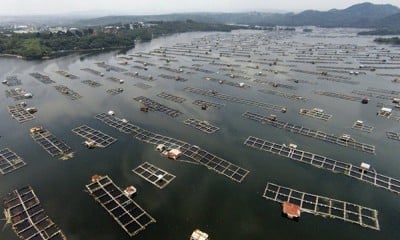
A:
[76, 2, 400, 29]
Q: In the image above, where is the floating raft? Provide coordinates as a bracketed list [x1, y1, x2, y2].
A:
[351, 121, 374, 133]
[106, 88, 124, 95]
[81, 68, 104, 76]
[30, 72, 55, 84]
[159, 74, 187, 82]
[125, 72, 155, 81]
[72, 125, 117, 148]
[0, 148, 26, 175]
[55, 70, 78, 79]
[133, 162, 176, 189]
[245, 136, 400, 194]
[95, 62, 127, 72]
[3, 186, 67, 239]
[313, 91, 362, 102]
[157, 92, 186, 103]
[299, 108, 332, 121]
[7, 104, 35, 123]
[30, 127, 73, 159]
[85, 175, 155, 237]
[263, 182, 380, 230]
[184, 87, 287, 112]
[95, 113, 249, 183]
[82, 79, 102, 87]
[134, 82, 152, 89]
[54, 85, 82, 100]
[183, 118, 219, 134]
[192, 99, 224, 109]
[386, 132, 400, 141]
[107, 77, 124, 84]
[204, 77, 250, 89]
[242, 111, 375, 154]
[259, 89, 306, 101]
[5, 88, 30, 100]
[133, 96, 182, 117]
[4, 76, 22, 86]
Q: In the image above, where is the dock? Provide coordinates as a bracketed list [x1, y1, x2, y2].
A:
[183, 118, 220, 134]
[245, 136, 400, 194]
[192, 99, 224, 110]
[54, 85, 82, 100]
[95, 112, 249, 183]
[30, 127, 73, 159]
[299, 108, 332, 121]
[82, 79, 102, 87]
[0, 148, 26, 175]
[242, 111, 375, 154]
[184, 87, 287, 112]
[133, 96, 182, 117]
[30, 72, 55, 84]
[3, 186, 67, 239]
[72, 125, 117, 148]
[7, 104, 35, 123]
[157, 92, 186, 103]
[351, 120, 374, 133]
[133, 162, 175, 189]
[262, 182, 380, 231]
[85, 175, 155, 237]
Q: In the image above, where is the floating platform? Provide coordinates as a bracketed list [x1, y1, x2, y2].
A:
[95, 62, 127, 72]
[125, 72, 155, 81]
[30, 72, 55, 84]
[386, 132, 400, 141]
[183, 118, 219, 134]
[106, 88, 124, 95]
[82, 79, 102, 87]
[133, 162, 176, 189]
[95, 113, 249, 183]
[299, 108, 332, 121]
[242, 111, 375, 154]
[72, 125, 117, 148]
[85, 175, 155, 237]
[0, 148, 26, 175]
[30, 127, 73, 159]
[107, 77, 124, 84]
[351, 120, 374, 133]
[245, 136, 400, 194]
[259, 89, 306, 101]
[263, 182, 380, 231]
[54, 85, 82, 100]
[133, 96, 182, 117]
[192, 99, 224, 110]
[157, 92, 186, 103]
[3, 186, 67, 239]
[4, 76, 22, 86]
[313, 91, 362, 102]
[184, 87, 287, 112]
[7, 104, 35, 123]
[134, 82, 152, 89]
[5, 88, 31, 100]
[81, 68, 104, 76]
[205, 77, 250, 89]
[159, 74, 187, 82]
[55, 70, 78, 79]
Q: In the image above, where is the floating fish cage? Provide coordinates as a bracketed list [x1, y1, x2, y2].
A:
[0, 148, 26, 175]
[133, 162, 176, 189]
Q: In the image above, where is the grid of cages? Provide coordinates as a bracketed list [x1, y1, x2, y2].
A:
[0, 148, 26, 175]
[72, 125, 117, 148]
[133, 162, 176, 189]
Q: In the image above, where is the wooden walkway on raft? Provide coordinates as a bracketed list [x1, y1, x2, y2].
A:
[259, 89, 306, 101]
[55, 70, 78, 79]
[299, 108, 332, 121]
[386, 132, 400, 141]
[313, 91, 363, 102]
[82, 79, 102, 87]
[184, 87, 286, 112]
[133, 96, 182, 117]
[192, 100, 224, 109]
[106, 88, 124, 95]
[263, 182, 380, 231]
[157, 92, 186, 103]
[85, 175, 155, 237]
[72, 125, 117, 148]
[0, 148, 26, 175]
[352, 121, 374, 133]
[3, 186, 67, 239]
[31, 128, 73, 159]
[242, 111, 375, 154]
[81, 68, 104, 76]
[30, 72, 55, 84]
[244, 136, 400, 195]
[183, 118, 219, 134]
[94, 113, 249, 183]
[133, 162, 175, 189]
[54, 85, 82, 100]
[7, 104, 35, 123]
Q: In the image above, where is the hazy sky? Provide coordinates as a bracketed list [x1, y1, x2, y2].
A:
[0, 0, 399, 15]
